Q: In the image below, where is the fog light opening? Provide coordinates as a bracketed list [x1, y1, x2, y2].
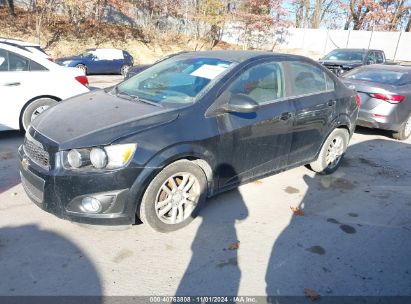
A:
[81, 197, 102, 213]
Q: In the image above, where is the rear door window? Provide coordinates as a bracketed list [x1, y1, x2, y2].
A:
[366, 52, 376, 64]
[225, 62, 285, 105]
[375, 52, 384, 64]
[0, 49, 8, 71]
[289, 62, 333, 96]
[8, 52, 29, 71]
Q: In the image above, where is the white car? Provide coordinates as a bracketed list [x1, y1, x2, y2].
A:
[0, 42, 90, 131]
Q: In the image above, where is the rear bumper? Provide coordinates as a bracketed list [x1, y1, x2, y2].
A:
[357, 111, 402, 131]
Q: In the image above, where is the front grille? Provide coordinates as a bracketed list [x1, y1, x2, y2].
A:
[20, 172, 44, 204]
[23, 135, 50, 169]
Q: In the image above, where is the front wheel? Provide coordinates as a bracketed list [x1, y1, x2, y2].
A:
[139, 160, 207, 233]
[392, 114, 411, 140]
[309, 128, 349, 175]
[21, 97, 58, 131]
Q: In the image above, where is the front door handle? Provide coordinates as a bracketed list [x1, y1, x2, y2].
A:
[328, 100, 336, 106]
[4, 82, 21, 86]
[280, 112, 292, 120]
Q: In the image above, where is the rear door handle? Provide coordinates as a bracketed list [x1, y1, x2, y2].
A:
[328, 100, 336, 106]
[280, 112, 292, 120]
[4, 82, 21, 86]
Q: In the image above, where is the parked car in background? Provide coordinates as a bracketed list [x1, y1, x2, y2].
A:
[342, 64, 411, 140]
[0, 38, 53, 61]
[319, 48, 386, 76]
[124, 51, 187, 80]
[0, 42, 89, 131]
[56, 48, 133, 75]
[20, 51, 358, 232]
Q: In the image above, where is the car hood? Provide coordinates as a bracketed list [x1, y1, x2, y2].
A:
[31, 90, 179, 150]
[319, 60, 362, 66]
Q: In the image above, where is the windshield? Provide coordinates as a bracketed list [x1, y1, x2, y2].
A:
[343, 69, 410, 85]
[323, 50, 365, 61]
[115, 56, 232, 105]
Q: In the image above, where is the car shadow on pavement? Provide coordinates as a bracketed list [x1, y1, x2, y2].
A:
[0, 130, 23, 194]
[355, 126, 393, 139]
[175, 165, 248, 296]
[265, 139, 411, 299]
[0, 224, 102, 297]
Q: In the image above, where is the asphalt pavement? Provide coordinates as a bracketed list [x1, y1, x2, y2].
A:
[0, 75, 410, 299]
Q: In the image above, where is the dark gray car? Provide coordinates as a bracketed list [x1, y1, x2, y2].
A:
[342, 64, 411, 140]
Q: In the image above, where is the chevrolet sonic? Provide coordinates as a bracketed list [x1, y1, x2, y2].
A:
[19, 51, 359, 232]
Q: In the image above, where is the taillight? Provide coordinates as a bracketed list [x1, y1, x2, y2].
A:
[75, 75, 89, 87]
[47, 57, 54, 62]
[370, 93, 405, 104]
[356, 95, 361, 107]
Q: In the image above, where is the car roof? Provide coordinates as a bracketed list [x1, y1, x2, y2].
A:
[0, 38, 40, 47]
[0, 42, 56, 69]
[173, 50, 305, 63]
[330, 48, 383, 53]
[357, 64, 411, 73]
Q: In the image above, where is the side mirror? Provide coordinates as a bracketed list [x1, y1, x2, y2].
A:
[226, 94, 259, 113]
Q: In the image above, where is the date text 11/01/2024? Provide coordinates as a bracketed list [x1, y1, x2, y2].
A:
[149, 296, 257, 303]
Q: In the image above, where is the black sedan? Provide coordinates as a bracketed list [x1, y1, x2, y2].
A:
[342, 64, 411, 140]
[19, 51, 358, 232]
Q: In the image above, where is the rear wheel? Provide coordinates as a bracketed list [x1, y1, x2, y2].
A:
[392, 115, 411, 140]
[75, 64, 87, 75]
[139, 160, 207, 233]
[21, 97, 58, 131]
[309, 128, 349, 175]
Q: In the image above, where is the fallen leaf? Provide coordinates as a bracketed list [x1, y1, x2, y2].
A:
[304, 288, 320, 301]
[253, 180, 263, 185]
[290, 206, 304, 216]
[228, 241, 240, 251]
[11, 192, 18, 196]
[1, 152, 13, 160]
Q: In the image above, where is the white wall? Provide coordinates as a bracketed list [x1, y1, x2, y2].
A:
[222, 26, 411, 62]
[282, 28, 411, 61]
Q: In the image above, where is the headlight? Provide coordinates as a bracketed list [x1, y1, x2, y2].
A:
[90, 148, 107, 169]
[62, 60, 72, 66]
[65, 144, 137, 170]
[67, 149, 90, 168]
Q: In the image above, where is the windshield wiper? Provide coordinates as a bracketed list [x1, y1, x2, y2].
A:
[113, 86, 161, 107]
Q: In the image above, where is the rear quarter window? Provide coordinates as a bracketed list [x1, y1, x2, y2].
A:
[30, 60, 48, 71]
[289, 62, 333, 96]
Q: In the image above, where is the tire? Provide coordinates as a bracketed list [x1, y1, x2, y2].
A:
[392, 114, 411, 140]
[309, 128, 349, 175]
[120, 65, 130, 76]
[21, 97, 58, 131]
[75, 64, 87, 75]
[139, 160, 207, 233]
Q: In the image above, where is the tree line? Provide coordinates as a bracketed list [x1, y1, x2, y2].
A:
[1, 0, 410, 46]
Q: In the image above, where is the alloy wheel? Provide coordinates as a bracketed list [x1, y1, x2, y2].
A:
[325, 135, 344, 169]
[154, 172, 200, 225]
[30, 105, 50, 122]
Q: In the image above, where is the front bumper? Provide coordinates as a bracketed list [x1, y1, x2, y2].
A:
[18, 145, 141, 226]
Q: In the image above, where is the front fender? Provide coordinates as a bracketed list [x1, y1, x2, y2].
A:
[126, 143, 217, 219]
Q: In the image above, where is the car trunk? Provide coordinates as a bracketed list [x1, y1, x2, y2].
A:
[342, 79, 398, 110]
